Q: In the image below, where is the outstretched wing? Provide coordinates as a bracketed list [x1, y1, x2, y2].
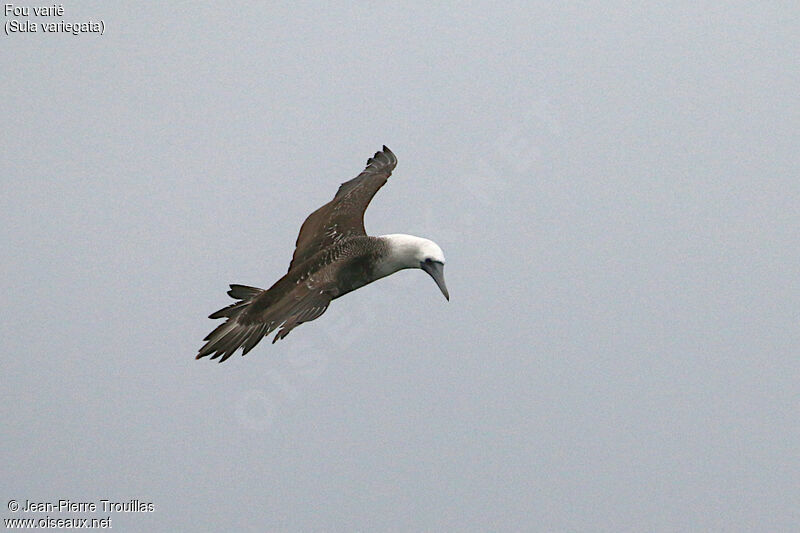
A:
[288, 146, 397, 271]
[196, 283, 333, 362]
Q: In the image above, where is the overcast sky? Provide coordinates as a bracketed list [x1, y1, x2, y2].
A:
[2, 2, 798, 531]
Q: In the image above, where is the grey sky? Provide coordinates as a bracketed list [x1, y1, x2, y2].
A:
[2, 2, 798, 531]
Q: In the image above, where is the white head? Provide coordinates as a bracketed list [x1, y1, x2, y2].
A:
[378, 234, 449, 300]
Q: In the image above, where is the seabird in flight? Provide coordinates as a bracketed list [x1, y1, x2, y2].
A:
[196, 146, 448, 362]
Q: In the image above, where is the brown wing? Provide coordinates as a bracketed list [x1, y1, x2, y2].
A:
[288, 146, 397, 271]
[196, 282, 333, 362]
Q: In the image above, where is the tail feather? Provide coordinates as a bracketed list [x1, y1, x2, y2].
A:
[207, 284, 265, 319]
[242, 322, 269, 355]
[197, 318, 272, 363]
[207, 302, 245, 319]
[197, 284, 271, 362]
[196, 281, 332, 362]
[227, 284, 262, 300]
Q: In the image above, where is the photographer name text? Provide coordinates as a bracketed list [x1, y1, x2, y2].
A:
[11, 499, 154, 513]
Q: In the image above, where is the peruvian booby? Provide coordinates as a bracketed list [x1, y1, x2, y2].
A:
[196, 146, 448, 362]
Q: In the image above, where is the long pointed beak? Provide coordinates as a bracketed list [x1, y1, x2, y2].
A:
[421, 261, 449, 301]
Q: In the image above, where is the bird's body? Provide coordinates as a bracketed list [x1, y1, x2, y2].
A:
[196, 147, 448, 362]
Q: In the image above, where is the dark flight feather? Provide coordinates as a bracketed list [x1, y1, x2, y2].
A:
[288, 146, 396, 271]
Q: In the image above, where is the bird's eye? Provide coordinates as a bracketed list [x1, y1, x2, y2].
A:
[424, 258, 433, 264]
